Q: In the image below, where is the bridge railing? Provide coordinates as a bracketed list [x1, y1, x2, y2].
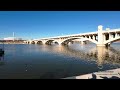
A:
[35, 31, 98, 40]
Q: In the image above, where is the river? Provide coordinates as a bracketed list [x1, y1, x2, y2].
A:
[0, 43, 120, 79]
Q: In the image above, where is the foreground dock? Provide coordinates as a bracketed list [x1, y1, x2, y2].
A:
[64, 68, 120, 79]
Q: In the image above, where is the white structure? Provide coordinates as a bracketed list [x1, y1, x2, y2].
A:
[25, 25, 120, 47]
[4, 32, 22, 41]
[4, 37, 22, 40]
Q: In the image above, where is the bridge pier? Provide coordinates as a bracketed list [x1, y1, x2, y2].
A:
[34, 41, 38, 44]
[96, 46, 107, 66]
[97, 25, 106, 47]
[80, 41, 86, 45]
[41, 40, 47, 45]
[29, 40, 32, 44]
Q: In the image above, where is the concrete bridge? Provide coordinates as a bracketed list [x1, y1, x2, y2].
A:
[25, 25, 120, 47]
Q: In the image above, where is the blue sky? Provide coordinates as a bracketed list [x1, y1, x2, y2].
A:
[0, 11, 120, 40]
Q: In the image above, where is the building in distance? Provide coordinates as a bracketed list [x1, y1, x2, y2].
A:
[2, 32, 26, 44]
[4, 37, 22, 41]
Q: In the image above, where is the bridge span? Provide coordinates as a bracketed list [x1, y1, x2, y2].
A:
[25, 25, 120, 47]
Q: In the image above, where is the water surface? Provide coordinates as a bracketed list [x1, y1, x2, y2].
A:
[0, 43, 120, 79]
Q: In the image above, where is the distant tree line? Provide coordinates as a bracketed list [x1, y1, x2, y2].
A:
[0, 40, 26, 42]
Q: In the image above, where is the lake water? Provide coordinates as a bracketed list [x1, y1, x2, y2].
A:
[0, 43, 120, 79]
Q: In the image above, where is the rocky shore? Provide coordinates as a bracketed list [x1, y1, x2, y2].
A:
[64, 68, 120, 79]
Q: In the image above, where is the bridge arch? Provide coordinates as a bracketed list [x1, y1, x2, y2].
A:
[45, 40, 54, 45]
[31, 41, 35, 44]
[36, 41, 43, 44]
[25, 41, 29, 44]
[60, 37, 98, 45]
[104, 37, 120, 45]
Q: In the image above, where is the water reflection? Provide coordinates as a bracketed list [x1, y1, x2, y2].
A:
[37, 44, 120, 69]
[0, 54, 4, 66]
[0, 44, 120, 79]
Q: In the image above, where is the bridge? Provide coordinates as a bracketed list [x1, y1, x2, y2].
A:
[25, 25, 120, 47]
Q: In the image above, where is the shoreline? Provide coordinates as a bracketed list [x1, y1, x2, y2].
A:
[0, 43, 26, 44]
[64, 68, 120, 79]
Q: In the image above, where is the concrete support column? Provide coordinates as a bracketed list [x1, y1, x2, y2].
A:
[115, 33, 118, 38]
[80, 39, 87, 45]
[85, 36, 87, 39]
[57, 38, 63, 45]
[117, 33, 119, 37]
[103, 34, 106, 42]
[34, 41, 38, 44]
[93, 35, 95, 40]
[42, 40, 46, 45]
[29, 41, 32, 44]
[118, 33, 120, 36]
[97, 25, 105, 46]
[95, 35, 98, 41]
[97, 25, 105, 47]
[109, 33, 112, 39]
[27, 41, 30, 44]
[89, 35, 91, 39]
[80, 41, 85, 45]
[58, 42, 62, 45]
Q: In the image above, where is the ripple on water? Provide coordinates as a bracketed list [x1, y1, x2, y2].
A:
[0, 43, 120, 79]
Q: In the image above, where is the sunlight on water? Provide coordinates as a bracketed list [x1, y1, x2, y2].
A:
[0, 43, 120, 79]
